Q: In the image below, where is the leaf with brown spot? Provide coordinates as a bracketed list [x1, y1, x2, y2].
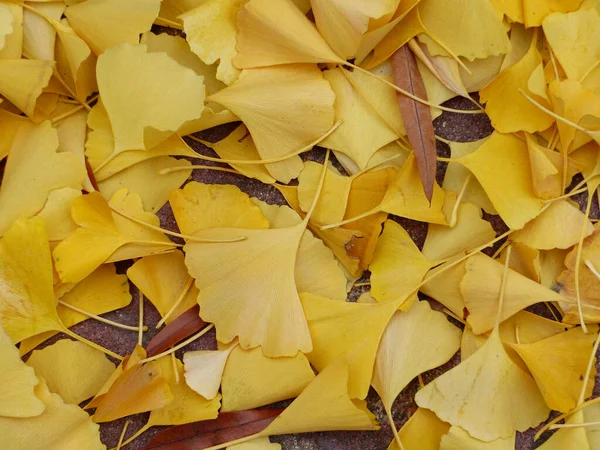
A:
[145, 305, 206, 357]
[392, 44, 436, 202]
[141, 409, 284, 449]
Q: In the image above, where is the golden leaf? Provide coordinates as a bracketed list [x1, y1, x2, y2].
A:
[415, 330, 549, 441]
[0, 121, 84, 236]
[0, 324, 44, 418]
[26, 340, 115, 405]
[0, 59, 53, 117]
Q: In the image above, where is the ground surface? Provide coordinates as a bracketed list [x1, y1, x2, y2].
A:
[24, 97, 600, 449]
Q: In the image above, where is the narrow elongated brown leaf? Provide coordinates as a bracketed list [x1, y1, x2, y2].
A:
[145, 305, 206, 357]
[392, 44, 436, 201]
[142, 409, 284, 449]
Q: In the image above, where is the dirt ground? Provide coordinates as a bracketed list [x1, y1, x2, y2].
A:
[26, 96, 600, 449]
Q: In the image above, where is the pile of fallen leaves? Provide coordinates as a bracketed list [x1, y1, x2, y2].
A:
[3, 0, 600, 448]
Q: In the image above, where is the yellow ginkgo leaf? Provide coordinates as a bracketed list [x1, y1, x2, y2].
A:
[298, 161, 352, 225]
[180, 0, 247, 85]
[490, 0, 523, 22]
[512, 199, 594, 250]
[370, 220, 433, 304]
[420, 260, 468, 319]
[462, 254, 567, 334]
[418, 0, 510, 61]
[149, 356, 220, 425]
[422, 200, 496, 261]
[233, 0, 342, 68]
[0, 379, 104, 450]
[170, 182, 270, 235]
[259, 357, 378, 436]
[343, 66, 406, 137]
[499, 311, 569, 346]
[98, 156, 192, 213]
[0, 120, 84, 236]
[440, 426, 516, 450]
[208, 64, 335, 183]
[310, 0, 391, 60]
[499, 242, 541, 282]
[388, 408, 450, 450]
[372, 300, 461, 417]
[85, 101, 198, 181]
[0, 4, 13, 51]
[184, 345, 237, 400]
[192, 125, 274, 184]
[454, 132, 545, 230]
[26, 340, 115, 405]
[319, 68, 398, 170]
[35, 188, 82, 241]
[96, 43, 205, 155]
[525, 0, 583, 28]
[0, 110, 31, 162]
[525, 133, 577, 199]
[443, 138, 496, 214]
[415, 330, 549, 442]
[537, 411, 590, 450]
[301, 293, 400, 399]
[341, 167, 397, 273]
[220, 344, 315, 412]
[379, 154, 447, 224]
[365, 5, 425, 70]
[19, 264, 131, 356]
[53, 190, 176, 284]
[54, 18, 97, 101]
[22, 2, 64, 61]
[480, 38, 554, 133]
[156, 0, 204, 28]
[0, 324, 45, 418]
[0, 218, 65, 343]
[128, 251, 198, 325]
[252, 199, 347, 301]
[548, 79, 600, 153]
[53, 108, 95, 193]
[539, 247, 567, 289]
[185, 219, 310, 357]
[116, 354, 222, 448]
[0, 59, 53, 117]
[0, 2, 21, 59]
[65, 0, 161, 55]
[509, 326, 598, 412]
[92, 359, 173, 423]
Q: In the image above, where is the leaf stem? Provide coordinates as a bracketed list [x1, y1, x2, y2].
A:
[110, 423, 150, 450]
[344, 62, 484, 114]
[159, 165, 241, 176]
[534, 396, 600, 440]
[138, 294, 144, 346]
[185, 120, 342, 166]
[386, 406, 406, 450]
[320, 207, 378, 230]
[108, 205, 247, 243]
[116, 420, 130, 450]
[155, 277, 193, 328]
[139, 324, 215, 364]
[58, 300, 144, 332]
[61, 327, 123, 360]
[494, 245, 512, 330]
[303, 149, 331, 225]
[574, 191, 593, 333]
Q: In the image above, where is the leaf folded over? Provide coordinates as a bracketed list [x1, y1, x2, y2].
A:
[391, 44, 436, 201]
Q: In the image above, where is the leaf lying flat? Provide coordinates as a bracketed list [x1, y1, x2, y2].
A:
[144, 409, 284, 449]
[0, 121, 84, 236]
[0, 59, 53, 117]
[26, 340, 115, 406]
[392, 44, 436, 201]
[185, 223, 311, 357]
[96, 42, 205, 154]
[0, 379, 104, 450]
[208, 64, 335, 182]
[415, 330, 549, 442]
[0, 324, 45, 418]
